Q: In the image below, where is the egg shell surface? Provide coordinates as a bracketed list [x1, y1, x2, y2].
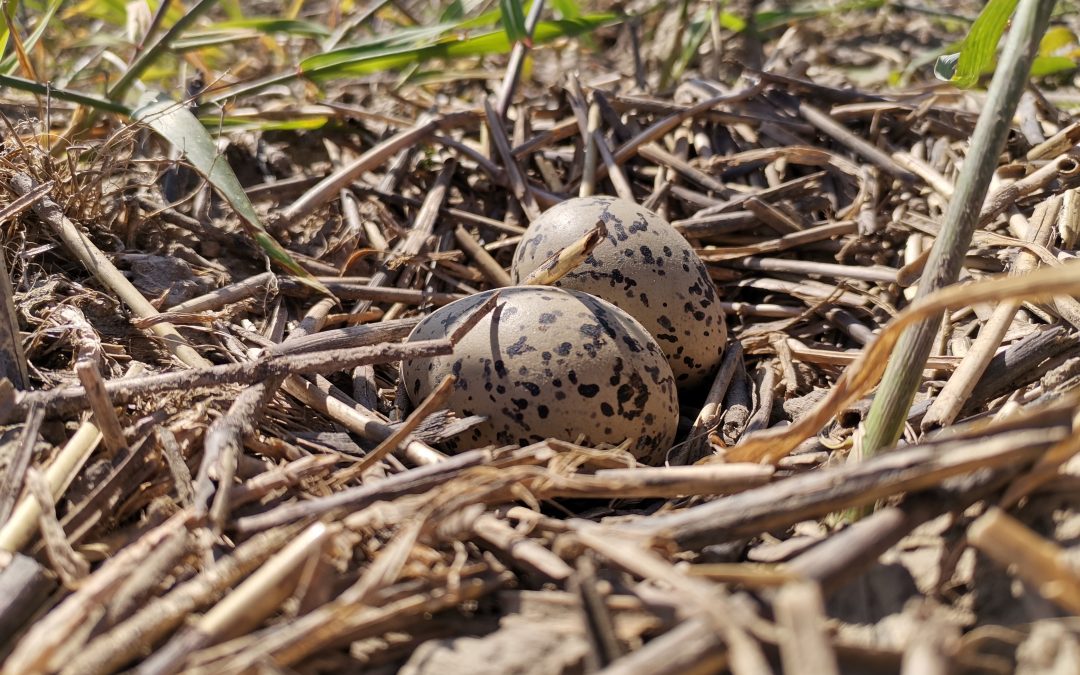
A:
[510, 196, 726, 388]
[401, 286, 679, 464]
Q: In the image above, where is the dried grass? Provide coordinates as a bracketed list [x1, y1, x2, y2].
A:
[2, 2, 1080, 674]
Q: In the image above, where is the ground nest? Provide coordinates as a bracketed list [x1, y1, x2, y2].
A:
[2, 2, 1080, 673]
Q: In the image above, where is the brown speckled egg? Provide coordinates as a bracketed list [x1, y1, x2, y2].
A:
[400, 286, 679, 464]
[510, 196, 726, 388]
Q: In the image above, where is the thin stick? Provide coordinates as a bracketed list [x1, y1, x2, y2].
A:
[75, 357, 127, 455]
[969, 507, 1080, 614]
[579, 101, 600, 198]
[16, 339, 453, 418]
[281, 112, 475, 224]
[622, 424, 1067, 548]
[336, 375, 457, 482]
[454, 225, 512, 286]
[521, 220, 607, 286]
[774, 582, 840, 675]
[0, 363, 145, 553]
[0, 403, 46, 531]
[593, 129, 636, 201]
[494, 0, 545, 118]
[165, 272, 275, 314]
[64, 525, 302, 675]
[978, 154, 1080, 227]
[201, 523, 331, 637]
[1027, 120, 1080, 159]
[713, 257, 899, 284]
[0, 242, 28, 389]
[922, 196, 1061, 429]
[3, 511, 193, 674]
[484, 99, 541, 221]
[799, 102, 916, 182]
[198, 295, 335, 532]
[672, 341, 743, 465]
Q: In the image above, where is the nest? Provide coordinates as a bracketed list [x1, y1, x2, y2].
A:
[2, 2, 1080, 673]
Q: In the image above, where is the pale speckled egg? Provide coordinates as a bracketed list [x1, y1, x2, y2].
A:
[400, 286, 679, 464]
[510, 196, 727, 388]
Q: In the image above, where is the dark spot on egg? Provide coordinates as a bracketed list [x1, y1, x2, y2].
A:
[578, 383, 600, 397]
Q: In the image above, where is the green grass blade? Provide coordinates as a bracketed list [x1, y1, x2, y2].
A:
[500, 0, 528, 44]
[0, 73, 132, 113]
[205, 12, 617, 102]
[60, 0, 129, 25]
[300, 13, 618, 80]
[934, 0, 1019, 88]
[214, 17, 329, 34]
[199, 114, 330, 132]
[173, 17, 331, 51]
[754, 0, 884, 32]
[1030, 55, 1077, 77]
[551, 0, 580, 19]
[718, 11, 747, 32]
[133, 93, 331, 296]
[670, 9, 713, 84]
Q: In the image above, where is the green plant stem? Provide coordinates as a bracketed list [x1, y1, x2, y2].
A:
[0, 74, 131, 114]
[860, 0, 1056, 458]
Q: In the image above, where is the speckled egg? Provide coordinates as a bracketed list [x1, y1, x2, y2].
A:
[400, 286, 679, 464]
[510, 196, 726, 388]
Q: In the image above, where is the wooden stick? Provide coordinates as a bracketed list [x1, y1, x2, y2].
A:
[472, 513, 574, 581]
[484, 99, 541, 221]
[774, 582, 840, 675]
[26, 467, 89, 588]
[578, 96, 600, 198]
[532, 463, 774, 499]
[597, 617, 725, 675]
[593, 129, 636, 201]
[493, 0, 545, 118]
[64, 527, 298, 675]
[75, 356, 127, 455]
[454, 225, 512, 287]
[0, 403, 44, 528]
[618, 425, 1067, 548]
[1026, 120, 1080, 160]
[0, 243, 28, 389]
[922, 196, 1061, 430]
[969, 507, 1080, 614]
[979, 154, 1080, 227]
[3, 511, 193, 674]
[281, 112, 476, 224]
[198, 293, 337, 532]
[16, 339, 453, 418]
[164, 272, 275, 314]
[799, 102, 916, 182]
[891, 151, 955, 198]
[521, 220, 607, 286]
[0, 553, 55, 653]
[0, 362, 146, 553]
[335, 375, 456, 483]
[673, 341, 744, 464]
[713, 257, 899, 284]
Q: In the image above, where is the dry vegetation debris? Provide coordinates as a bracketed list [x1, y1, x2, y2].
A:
[2, 1, 1080, 673]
